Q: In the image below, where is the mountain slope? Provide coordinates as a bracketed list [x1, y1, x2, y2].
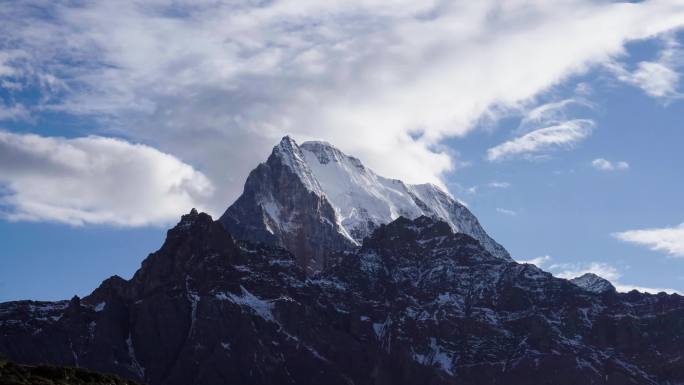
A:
[221, 137, 509, 272]
[299, 141, 509, 260]
[2, 211, 684, 385]
[220, 137, 356, 272]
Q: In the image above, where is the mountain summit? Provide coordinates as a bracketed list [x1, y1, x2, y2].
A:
[220, 136, 510, 271]
[219, 136, 355, 272]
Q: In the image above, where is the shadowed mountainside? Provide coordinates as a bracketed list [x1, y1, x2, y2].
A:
[1, 210, 683, 385]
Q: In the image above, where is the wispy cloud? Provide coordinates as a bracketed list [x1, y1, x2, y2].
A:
[551, 262, 621, 281]
[0, 102, 29, 121]
[459, 181, 510, 195]
[517, 98, 594, 135]
[490, 92, 595, 162]
[496, 207, 517, 216]
[614, 283, 680, 294]
[488, 181, 511, 189]
[517, 255, 552, 266]
[487, 119, 594, 161]
[0, 131, 213, 226]
[607, 34, 683, 100]
[613, 223, 684, 257]
[591, 158, 629, 171]
[574, 82, 593, 96]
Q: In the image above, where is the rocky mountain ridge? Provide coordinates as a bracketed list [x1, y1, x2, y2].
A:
[1, 210, 683, 385]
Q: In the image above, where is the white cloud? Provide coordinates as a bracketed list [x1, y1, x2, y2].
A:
[496, 207, 517, 216]
[488, 181, 511, 189]
[0, 50, 23, 78]
[463, 181, 510, 195]
[0, 103, 29, 121]
[631, 61, 679, 97]
[517, 98, 594, 134]
[608, 34, 683, 99]
[0, 131, 213, 226]
[613, 283, 680, 294]
[574, 82, 593, 96]
[591, 158, 630, 171]
[549, 261, 679, 294]
[613, 223, 684, 257]
[0, 1, 682, 216]
[486, 119, 594, 161]
[517, 255, 552, 266]
[552, 262, 621, 281]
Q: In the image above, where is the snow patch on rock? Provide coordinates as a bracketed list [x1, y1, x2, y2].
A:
[300, 140, 510, 259]
[220, 286, 275, 322]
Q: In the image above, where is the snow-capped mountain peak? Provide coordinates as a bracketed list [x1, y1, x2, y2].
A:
[299, 139, 510, 260]
[272, 136, 323, 195]
[300, 140, 423, 238]
[221, 136, 510, 271]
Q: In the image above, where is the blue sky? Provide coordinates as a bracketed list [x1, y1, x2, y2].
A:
[1, 1, 684, 300]
[446, 58, 684, 293]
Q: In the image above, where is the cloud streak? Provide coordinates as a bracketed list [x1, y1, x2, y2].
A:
[496, 208, 517, 216]
[608, 34, 683, 99]
[517, 98, 594, 134]
[517, 255, 552, 266]
[0, 102, 29, 121]
[487, 119, 594, 161]
[552, 262, 621, 282]
[591, 158, 630, 171]
[0, 131, 213, 226]
[488, 181, 511, 189]
[614, 223, 684, 257]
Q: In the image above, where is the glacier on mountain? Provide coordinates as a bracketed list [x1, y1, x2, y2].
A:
[221, 136, 510, 271]
[298, 139, 510, 260]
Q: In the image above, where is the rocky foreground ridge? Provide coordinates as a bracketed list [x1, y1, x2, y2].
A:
[2, 210, 684, 385]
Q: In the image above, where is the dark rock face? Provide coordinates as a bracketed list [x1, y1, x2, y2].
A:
[2, 212, 684, 385]
[0, 357, 141, 385]
[220, 136, 355, 273]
